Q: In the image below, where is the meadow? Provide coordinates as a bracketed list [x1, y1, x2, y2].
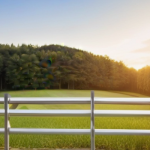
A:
[0, 90, 150, 150]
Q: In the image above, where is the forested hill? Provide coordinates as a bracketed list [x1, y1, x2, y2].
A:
[0, 44, 149, 95]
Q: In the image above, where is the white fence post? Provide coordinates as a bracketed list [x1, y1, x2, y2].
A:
[4, 93, 10, 150]
[91, 91, 95, 150]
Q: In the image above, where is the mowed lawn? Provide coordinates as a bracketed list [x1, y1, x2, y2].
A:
[0, 90, 150, 150]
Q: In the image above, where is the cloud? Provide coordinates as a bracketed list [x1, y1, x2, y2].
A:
[132, 39, 150, 53]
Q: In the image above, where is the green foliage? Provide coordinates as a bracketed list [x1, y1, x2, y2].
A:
[137, 66, 150, 94]
[0, 43, 150, 95]
[0, 54, 3, 72]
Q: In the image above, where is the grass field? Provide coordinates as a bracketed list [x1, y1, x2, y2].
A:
[0, 90, 150, 150]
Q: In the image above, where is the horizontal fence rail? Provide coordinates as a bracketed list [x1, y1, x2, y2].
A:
[0, 91, 150, 150]
[1, 97, 150, 104]
[1, 110, 150, 116]
[1, 129, 150, 135]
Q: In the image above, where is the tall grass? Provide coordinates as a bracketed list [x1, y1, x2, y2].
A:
[1, 115, 150, 149]
[0, 90, 150, 149]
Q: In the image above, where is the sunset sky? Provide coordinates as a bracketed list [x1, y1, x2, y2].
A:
[0, 0, 150, 70]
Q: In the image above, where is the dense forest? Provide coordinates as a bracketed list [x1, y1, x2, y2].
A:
[0, 43, 149, 95]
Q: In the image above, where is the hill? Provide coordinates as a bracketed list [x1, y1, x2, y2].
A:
[0, 44, 150, 95]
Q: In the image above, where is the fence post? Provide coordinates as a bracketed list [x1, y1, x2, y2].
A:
[4, 93, 10, 150]
[91, 91, 95, 150]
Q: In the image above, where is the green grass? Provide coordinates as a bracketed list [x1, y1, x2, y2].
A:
[0, 89, 148, 97]
[0, 90, 150, 150]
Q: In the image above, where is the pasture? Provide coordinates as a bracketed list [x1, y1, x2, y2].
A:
[0, 90, 150, 150]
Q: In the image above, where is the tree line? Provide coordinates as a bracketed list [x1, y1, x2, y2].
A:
[0, 43, 149, 95]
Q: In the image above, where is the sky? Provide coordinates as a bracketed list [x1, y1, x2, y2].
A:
[0, 0, 150, 70]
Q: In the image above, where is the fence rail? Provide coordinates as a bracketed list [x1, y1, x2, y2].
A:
[0, 91, 150, 150]
[1, 97, 150, 104]
[1, 129, 150, 135]
[1, 110, 150, 116]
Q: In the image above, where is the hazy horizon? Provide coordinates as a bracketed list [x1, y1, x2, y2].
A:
[0, 0, 150, 70]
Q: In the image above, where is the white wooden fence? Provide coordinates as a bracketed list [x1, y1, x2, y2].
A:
[0, 91, 150, 150]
